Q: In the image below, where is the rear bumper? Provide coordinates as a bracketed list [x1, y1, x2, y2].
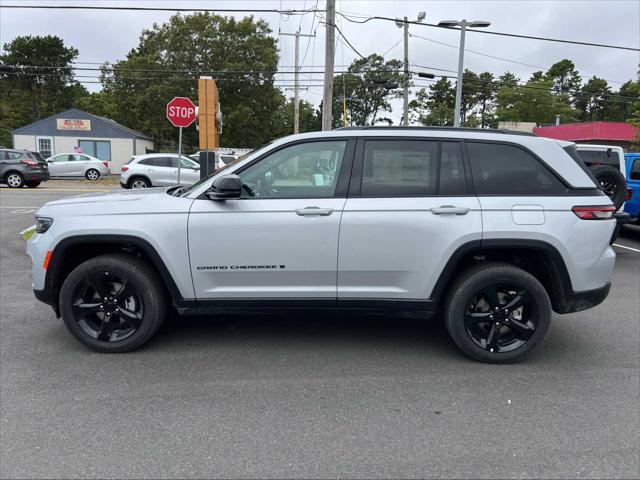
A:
[555, 282, 611, 314]
[24, 171, 50, 182]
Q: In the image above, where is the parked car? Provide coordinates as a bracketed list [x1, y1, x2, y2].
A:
[574, 144, 627, 210]
[623, 153, 640, 224]
[189, 151, 240, 169]
[120, 153, 200, 189]
[45, 153, 110, 180]
[0, 148, 50, 188]
[28, 127, 619, 362]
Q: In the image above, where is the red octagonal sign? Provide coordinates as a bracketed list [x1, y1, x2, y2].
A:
[166, 96, 197, 128]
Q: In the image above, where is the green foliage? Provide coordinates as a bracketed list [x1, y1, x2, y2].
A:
[496, 78, 578, 124]
[331, 54, 404, 127]
[100, 12, 284, 150]
[409, 77, 455, 126]
[0, 35, 86, 146]
[272, 98, 321, 136]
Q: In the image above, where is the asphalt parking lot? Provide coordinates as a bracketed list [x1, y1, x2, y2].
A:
[1, 182, 639, 479]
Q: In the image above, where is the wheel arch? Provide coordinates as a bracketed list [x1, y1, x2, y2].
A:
[127, 175, 152, 188]
[44, 234, 184, 315]
[431, 239, 575, 314]
[3, 169, 24, 183]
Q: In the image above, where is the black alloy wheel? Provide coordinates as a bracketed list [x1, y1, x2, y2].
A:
[59, 254, 166, 352]
[464, 284, 536, 353]
[71, 271, 143, 342]
[445, 262, 551, 363]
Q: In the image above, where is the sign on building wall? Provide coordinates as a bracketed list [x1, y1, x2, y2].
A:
[56, 119, 92, 131]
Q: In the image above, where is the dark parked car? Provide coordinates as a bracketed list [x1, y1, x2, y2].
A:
[0, 149, 50, 188]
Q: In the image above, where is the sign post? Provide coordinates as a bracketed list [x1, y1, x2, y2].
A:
[166, 96, 197, 184]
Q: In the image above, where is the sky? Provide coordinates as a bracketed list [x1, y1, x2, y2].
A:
[1, 0, 639, 124]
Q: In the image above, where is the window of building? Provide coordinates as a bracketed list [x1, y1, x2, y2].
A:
[78, 140, 111, 162]
[37, 138, 52, 158]
[467, 142, 565, 195]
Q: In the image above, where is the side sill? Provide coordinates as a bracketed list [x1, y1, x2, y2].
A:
[176, 298, 438, 316]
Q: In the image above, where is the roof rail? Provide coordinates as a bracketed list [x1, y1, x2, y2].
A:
[334, 126, 537, 136]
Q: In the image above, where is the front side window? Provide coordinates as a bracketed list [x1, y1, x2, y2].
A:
[361, 140, 438, 197]
[238, 140, 347, 198]
[467, 142, 564, 195]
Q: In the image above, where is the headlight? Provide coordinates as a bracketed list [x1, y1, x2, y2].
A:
[35, 217, 53, 234]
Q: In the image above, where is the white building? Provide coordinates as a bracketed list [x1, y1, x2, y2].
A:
[12, 108, 154, 172]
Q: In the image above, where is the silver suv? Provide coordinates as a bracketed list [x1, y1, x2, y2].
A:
[120, 153, 200, 188]
[27, 128, 617, 363]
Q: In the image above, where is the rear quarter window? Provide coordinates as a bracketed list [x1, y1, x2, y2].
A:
[467, 142, 565, 195]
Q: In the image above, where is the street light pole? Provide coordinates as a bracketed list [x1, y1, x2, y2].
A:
[438, 19, 491, 128]
[402, 16, 409, 126]
[453, 21, 467, 128]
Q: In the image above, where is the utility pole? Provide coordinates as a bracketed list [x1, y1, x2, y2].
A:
[282, 31, 315, 134]
[402, 16, 409, 126]
[322, 0, 336, 131]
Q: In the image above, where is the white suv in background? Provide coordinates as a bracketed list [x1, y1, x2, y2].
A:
[120, 153, 200, 189]
[28, 127, 618, 363]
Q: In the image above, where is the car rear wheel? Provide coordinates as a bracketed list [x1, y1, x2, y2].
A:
[85, 168, 100, 180]
[25, 181, 41, 188]
[444, 262, 552, 363]
[129, 177, 150, 189]
[59, 254, 166, 352]
[5, 172, 24, 188]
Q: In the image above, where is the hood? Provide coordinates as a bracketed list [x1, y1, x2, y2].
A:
[44, 186, 170, 207]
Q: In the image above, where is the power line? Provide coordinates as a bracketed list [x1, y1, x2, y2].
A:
[0, 4, 320, 14]
[334, 11, 640, 52]
[410, 33, 630, 85]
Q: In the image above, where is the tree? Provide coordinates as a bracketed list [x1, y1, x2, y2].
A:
[273, 98, 321, 136]
[100, 13, 283, 150]
[575, 76, 612, 121]
[546, 59, 582, 97]
[496, 78, 577, 125]
[605, 79, 639, 122]
[331, 54, 403, 127]
[628, 68, 640, 150]
[409, 77, 455, 126]
[0, 35, 86, 146]
[475, 72, 497, 128]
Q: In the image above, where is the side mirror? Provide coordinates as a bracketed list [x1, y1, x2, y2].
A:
[206, 174, 242, 200]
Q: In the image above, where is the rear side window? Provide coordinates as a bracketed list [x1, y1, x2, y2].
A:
[467, 142, 565, 195]
[362, 140, 438, 196]
[631, 159, 640, 181]
[577, 149, 621, 168]
[140, 157, 172, 167]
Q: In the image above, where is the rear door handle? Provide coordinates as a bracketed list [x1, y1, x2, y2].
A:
[431, 205, 470, 215]
[295, 206, 334, 216]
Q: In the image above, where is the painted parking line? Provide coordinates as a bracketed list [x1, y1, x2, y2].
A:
[613, 243, 640, 253]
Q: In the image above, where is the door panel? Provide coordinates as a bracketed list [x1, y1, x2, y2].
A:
[338, 197, 482, 299]
[188, 198, 346, 298]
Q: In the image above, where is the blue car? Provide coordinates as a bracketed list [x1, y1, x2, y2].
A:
[623, 153, 640, 224]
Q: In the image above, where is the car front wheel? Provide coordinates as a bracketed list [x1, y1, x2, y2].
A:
[59, 254, 166, 352]
[444, 262, 552, 363]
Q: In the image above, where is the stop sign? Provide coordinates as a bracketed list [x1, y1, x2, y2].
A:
[166, 97, 196, 128]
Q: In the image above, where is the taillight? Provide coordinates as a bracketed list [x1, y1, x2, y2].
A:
[625, 188, 632, 201]
[20, 159, 39, 168]
[572, 205, 616, 220]
[103, 161, 109, 168]
[121, 166, 129, 172]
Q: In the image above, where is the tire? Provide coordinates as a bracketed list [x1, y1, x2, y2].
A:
[5, 172, 24, 188]
[444, 262, 552, 364]
[128, 176, 150, 189]
[25, 181, 41, 188]
[85, 168, 100, 180]
[59, 253, 167, 353]
[589, 165, 626, 210]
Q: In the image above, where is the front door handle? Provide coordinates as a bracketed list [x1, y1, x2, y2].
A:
[295, 206, 334, 216]
[431, 205, 470, 215]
